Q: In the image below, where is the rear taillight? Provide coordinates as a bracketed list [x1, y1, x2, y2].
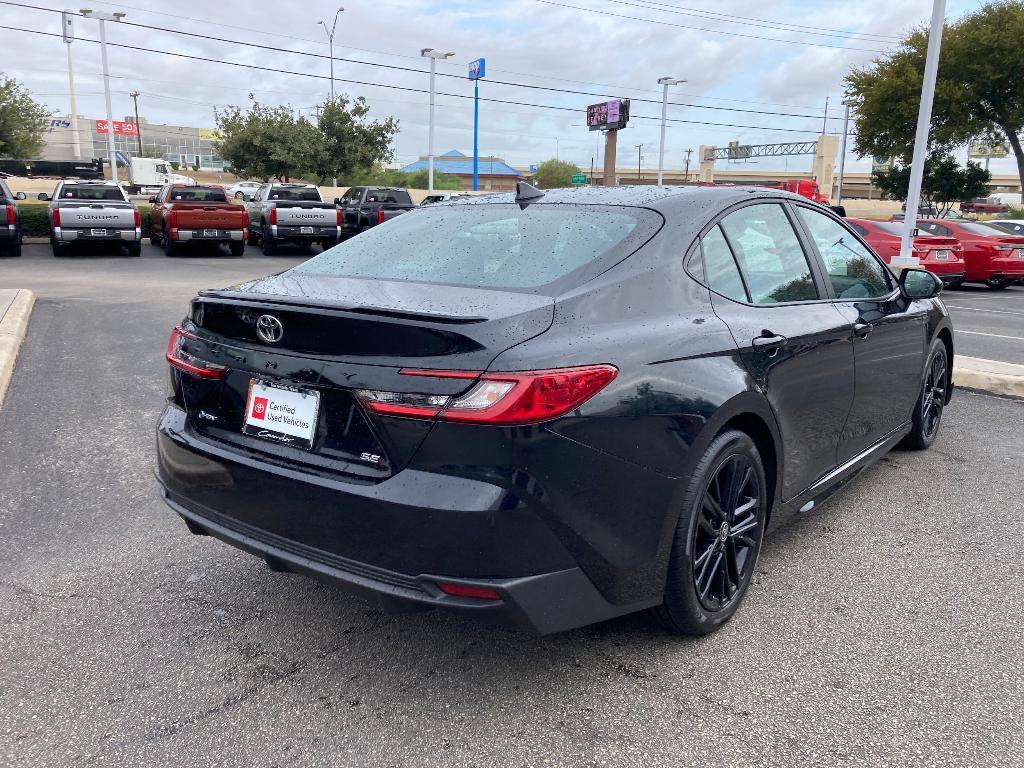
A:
[355, 365, 618, 426]
[336, 208, 343, 226]
[269, 208, 277, 225]
[168, 210, 178, 229]
[436, 582, 501, 601]
[51, 208, 60, 227]
[4, 204, 14, 223]
[133, 209, 141, 228]
[166, 325, 229, 380]
[377, 208, 385, 225]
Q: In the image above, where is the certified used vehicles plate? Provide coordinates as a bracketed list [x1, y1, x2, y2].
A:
[300, 226, 315, 234]
[935, 249, 951, 260]
[243, 379, 320, 450]
[90, 228, 107, 236]
[203, 229, 219, 238]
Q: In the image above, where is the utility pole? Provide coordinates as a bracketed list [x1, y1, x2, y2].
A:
[420, 48, 454, 194]
[684, 148, 693, 182]
[129, 90, 143, 155]
[468, 58, 485, 192]
[821, 95, 829, 136]
[836, 103, 850, 207]
[80, 9, 126, 184]
[318, 8, 343, 188]
[899, 0, 946, 262]
[61, 10, 81, 161]
[635, 143, 643, 184]
[656, 77, 684, 185]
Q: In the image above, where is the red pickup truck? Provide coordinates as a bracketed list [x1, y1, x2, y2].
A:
[960, 196, 1010, 215]
[149, 184, 248, 256]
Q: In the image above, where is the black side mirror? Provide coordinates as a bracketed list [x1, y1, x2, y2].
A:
[15, 191, 26, 200]
[334, 198, 343, 206]
[241, 193, 251, 202]
[899, 268, 942, 300]
[37, 192, 50, 201]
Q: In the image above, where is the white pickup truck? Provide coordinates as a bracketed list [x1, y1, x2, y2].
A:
[243, 183, 341, 255]
[48, 181, 142, 257]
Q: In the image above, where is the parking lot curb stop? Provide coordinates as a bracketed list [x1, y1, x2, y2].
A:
[953, 355, 1024, 400]
[0, 289, 36, 410]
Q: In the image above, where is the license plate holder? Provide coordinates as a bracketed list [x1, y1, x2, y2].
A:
[243, 379, 321, 450]
[203, 229, 219, 238]
[90, 228, 107, 237]
[935, 249, 951, 261]
[299, 226, 315, 234]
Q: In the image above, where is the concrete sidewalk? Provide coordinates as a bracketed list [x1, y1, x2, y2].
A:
[0, 289, 35, 410]
[953, 355, 1024, 400]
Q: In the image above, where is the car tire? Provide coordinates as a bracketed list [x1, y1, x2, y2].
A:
[165, 240, 182, 257]
[653, 429, 768, 636]
[985, 276, 1010, 290]
[51, 238, 68, 257]
[261, 226, 278, 255]
[0, 242, 20, 257]
[126, 242, 142, 257]
[228, 240, 245, 257]
[945, 280, 962, 290]
[900, 340, 948, 450]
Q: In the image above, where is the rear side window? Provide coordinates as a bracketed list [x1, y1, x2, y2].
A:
[719, 203, 819, 304]
[294, 204, 660, 291]
[701, 225, 747, 302]
[796, 207, 892, 299]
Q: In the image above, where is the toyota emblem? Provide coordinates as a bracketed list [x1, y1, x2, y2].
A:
[255, 314, 284, 344]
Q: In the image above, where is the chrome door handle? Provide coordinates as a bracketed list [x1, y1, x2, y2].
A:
[752, 332, 787, 354]
[853, 322, 873, 339]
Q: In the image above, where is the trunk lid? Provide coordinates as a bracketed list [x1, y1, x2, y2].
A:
[273, 203, 336, 227]
[172, 204, 248, 230]
[55, 201, 135, 229]
[177, 274, 554, 479]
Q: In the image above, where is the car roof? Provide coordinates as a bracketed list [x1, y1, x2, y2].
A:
[58, 180, 120, 186]
[270, 182, 317, 188]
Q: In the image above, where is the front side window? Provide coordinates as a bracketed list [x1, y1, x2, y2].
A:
[796, 206, 892, 300]
[718, 203, 819, 304]
[701, 225, 747, 302]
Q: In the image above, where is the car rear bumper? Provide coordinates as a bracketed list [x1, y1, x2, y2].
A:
[933, 270, 965, 283]
[0, 224, 17, 242]
[155, 405, 661, 633]
[54, 226, 141, 242]
[176, 228, 246, 242]
[271, 224, 340, 242]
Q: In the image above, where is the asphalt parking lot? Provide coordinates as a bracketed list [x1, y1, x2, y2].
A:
[942, 283, 1024, 364]
[1, 243, 1023, 767]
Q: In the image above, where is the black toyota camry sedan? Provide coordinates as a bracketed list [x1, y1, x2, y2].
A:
[156, 185, 953, 635]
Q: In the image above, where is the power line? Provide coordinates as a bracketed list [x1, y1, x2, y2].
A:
[3, 22, 838, 136]
[529, 0, 889, 52]
[3, 2, 846, 123]
[600, 0, 903, 43]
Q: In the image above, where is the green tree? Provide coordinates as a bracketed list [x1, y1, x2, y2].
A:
[0, 76, 48, 158]
[872, 153, 990, 214]
[845, 1, 1024, 189]
[214, 98, 323, 181]
[534, 158, 580, 189]
[141, 145, 165, 159]
[405, 169, 461, 190]
[313, 96, 398, 184]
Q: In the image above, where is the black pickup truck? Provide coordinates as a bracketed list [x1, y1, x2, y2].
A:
[335, 186, 415, 237]
[0, 178, 24, 257]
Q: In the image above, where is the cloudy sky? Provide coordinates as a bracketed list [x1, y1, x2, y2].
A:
[2, 0, 1006, 174]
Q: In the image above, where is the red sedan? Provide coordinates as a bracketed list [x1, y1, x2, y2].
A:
[846, 218, 966, 287]
[914, 219, 1024, 289]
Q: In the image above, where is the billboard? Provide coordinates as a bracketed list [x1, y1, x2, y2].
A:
[198, 128, 223, 140]
[586, 99, 630, 131]
[968, 141, 1009, 158]
[468, 58, 485, 81]
[95, 119, 139, 135]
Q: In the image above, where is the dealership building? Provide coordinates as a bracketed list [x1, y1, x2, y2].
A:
[41, 115, 230, 171]
[401, 150, 525, 191]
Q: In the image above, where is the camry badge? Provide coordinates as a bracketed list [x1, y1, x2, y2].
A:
[255, 314, 284, 344]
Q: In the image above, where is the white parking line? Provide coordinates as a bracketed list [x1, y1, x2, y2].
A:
[946, 305, 1024, 316]
[956, 330, 1024, 341]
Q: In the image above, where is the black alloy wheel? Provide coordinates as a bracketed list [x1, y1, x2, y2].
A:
[986, 276, 1010, 290]
[655, 430, 767, 635]
[901, 341, 948, 450]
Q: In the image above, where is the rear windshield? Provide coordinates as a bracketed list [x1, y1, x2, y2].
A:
[169, 187, 228, 202]
[293, 204, 661, 291]
[365, 189, 412, 205]
[986, 221, 1024, 235]
[956, 221, 1018, 237]
[270, 187, 321, 201]
[60, 186, 125, 201]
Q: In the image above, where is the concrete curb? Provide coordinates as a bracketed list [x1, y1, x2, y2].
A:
[953, 356, 1024, 400]
[0, 289, 36, 410]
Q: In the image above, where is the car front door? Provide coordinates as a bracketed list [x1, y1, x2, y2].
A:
[795, 205, 926, 461]
[702, 202, 856, 501]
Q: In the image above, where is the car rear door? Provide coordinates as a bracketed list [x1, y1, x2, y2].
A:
[701, 201, 856, 501]
[794, 204, 925, 462]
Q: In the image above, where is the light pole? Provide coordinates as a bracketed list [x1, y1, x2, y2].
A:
[899, 0, 946, 262]
[635, 143, 643, 184]
[129, 90, 143, 156]
[79, 8, 125, 183]
[836, 102, 851, 208]
[468, 58, 485, 192]
[61, 10, 82, 161]
[318, 7, 343, 188]
[421, 48, 454, 194]
[656, 77, 684, 185]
